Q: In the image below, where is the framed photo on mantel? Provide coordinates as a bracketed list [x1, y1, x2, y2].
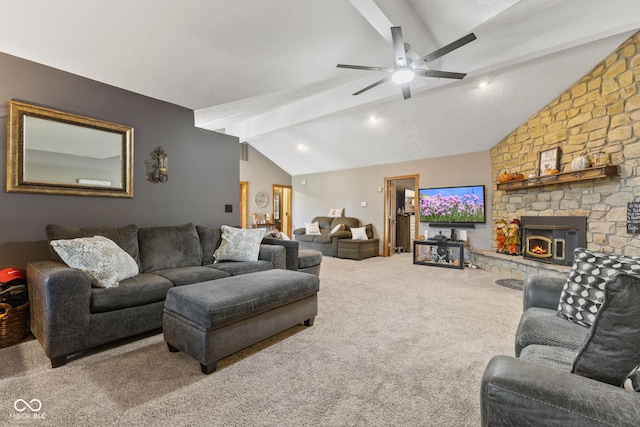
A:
[539, 147, 560, 176]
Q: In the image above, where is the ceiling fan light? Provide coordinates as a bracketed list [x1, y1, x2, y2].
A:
[392, 68, 414, 84]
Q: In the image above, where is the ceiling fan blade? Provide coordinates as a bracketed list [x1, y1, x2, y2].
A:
[401, 83, 411, 100]
[391, 26, 408, 67]
[337, 64, 395, 72]
[419, 69, 467, 79]
[417, 33, 477, 64]
[353, 75, 392, 96]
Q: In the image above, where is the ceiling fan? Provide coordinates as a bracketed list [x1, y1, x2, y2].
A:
[337, 26, 476, 100]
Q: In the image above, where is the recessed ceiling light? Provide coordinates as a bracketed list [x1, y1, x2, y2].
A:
[369, 115, 378, 122]
[478, 81, 489, 89]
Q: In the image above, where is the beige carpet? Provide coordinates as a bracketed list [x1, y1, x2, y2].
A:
[0, 253, 523, 426]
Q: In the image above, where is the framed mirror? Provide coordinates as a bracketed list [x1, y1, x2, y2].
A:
[6, 100, 134, 198]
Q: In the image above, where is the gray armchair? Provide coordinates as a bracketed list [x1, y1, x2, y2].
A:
[514, 275, 588, 359]
[481, 270, 640, 426]
[481, 355, 640, 426]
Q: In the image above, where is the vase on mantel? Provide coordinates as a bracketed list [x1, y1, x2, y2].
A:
[571, 153, 590, 171]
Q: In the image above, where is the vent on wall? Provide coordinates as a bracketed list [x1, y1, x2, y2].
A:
[240, 142, 249, 161]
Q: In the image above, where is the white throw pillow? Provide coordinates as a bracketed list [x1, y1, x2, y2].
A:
[280, 232, 291, 241]
[328, 208, 344, 217]
[304, 222, 321, 235]
[331, 223, 345, 234]
[50, 235, 139, 288]
[213, 226, 266, 263]
[351, 227, 368, 240]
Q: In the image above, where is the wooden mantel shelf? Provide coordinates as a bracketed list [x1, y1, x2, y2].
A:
[496, 165, 618, 191]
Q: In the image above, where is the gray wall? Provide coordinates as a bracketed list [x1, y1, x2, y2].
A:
[0, 52, 239, 269]
[292, 150, 493, 251]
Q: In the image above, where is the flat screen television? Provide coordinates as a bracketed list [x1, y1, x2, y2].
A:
[418, 185, 485, 225]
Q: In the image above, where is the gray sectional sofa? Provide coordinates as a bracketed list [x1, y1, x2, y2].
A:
[27, 223, 297, 368]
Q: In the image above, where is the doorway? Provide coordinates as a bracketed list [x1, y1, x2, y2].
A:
[272, 184, 292, 237]
[240, 181, 249, 228]
[383, 174, 419, 257]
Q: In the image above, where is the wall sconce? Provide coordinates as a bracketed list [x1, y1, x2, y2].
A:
[149, 146, 168, 183]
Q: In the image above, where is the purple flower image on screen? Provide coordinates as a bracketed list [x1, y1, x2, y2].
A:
[418, 185, 485, 223]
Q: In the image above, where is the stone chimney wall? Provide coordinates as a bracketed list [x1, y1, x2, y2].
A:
[491, 31, 640, 255]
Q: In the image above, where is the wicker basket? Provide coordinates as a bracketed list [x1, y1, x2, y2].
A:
[0, 302, 29, 348]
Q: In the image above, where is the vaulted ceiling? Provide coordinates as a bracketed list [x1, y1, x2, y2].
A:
[1, 0, 639, 175]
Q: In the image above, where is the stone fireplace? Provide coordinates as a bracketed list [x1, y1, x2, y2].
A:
[521, 216, 587, 266]
[475, 32, 640, 280]
[489, 32, 640, 261]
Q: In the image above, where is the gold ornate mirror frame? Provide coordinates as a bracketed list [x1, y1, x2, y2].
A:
[6, 100, 134, 198]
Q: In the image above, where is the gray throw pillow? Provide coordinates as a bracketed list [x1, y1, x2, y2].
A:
[196, 225, 222, 265]
[572, 272, 640, 386]
[138, 223, 202, 272]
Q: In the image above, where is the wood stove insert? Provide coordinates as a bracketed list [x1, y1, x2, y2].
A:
[520, 216, 587, 265]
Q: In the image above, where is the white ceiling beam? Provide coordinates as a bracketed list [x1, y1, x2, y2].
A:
[348, 0, 438, 61]
[196, 0, 437, 138]
[348, 0, 395, 43]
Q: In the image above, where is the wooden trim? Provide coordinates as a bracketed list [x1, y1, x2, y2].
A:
[383, 174, 419, 257]
[272, 184, 293, 236]
[240, 181, 249, 228]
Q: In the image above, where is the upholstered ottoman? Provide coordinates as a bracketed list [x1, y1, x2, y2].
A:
[298, 249, 322, 276]
[163, 269, 319, 374]
[337, 239, 379, 260]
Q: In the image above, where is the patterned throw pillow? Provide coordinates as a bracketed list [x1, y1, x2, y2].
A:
[264, 229, 282, 239]
[557, 248, 640, 326]
[263, 229, 291, 240]
[213, 226, 266, 263]
[365, 224, 374, 239]
[50, 235, 139, 288]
